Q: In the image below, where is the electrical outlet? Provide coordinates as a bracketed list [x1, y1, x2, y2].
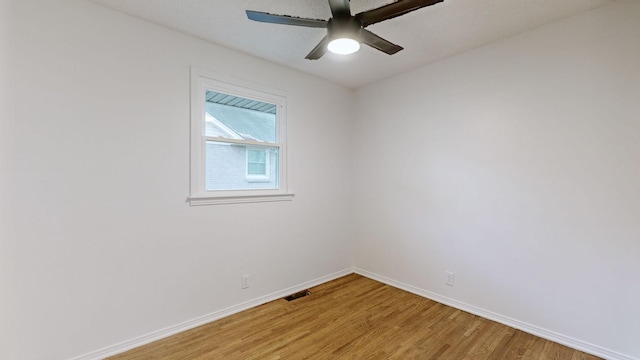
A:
[241, 275, 250, 289]
[446, 271, 455, 287]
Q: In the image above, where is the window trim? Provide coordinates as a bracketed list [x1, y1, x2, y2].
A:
[188, 67, 293, 205]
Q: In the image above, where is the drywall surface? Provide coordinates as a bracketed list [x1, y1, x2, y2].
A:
[1, 1, 12, 358]
[353, 0, 640, 358]
[2, 0, 354, 359]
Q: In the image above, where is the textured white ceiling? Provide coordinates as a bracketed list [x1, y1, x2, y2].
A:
[86, 0, 610, 89]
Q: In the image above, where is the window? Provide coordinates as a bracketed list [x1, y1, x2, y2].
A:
[246, 148, 269, 181]
[189, 68, 293, 205]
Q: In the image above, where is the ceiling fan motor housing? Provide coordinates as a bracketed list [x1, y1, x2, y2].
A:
[327, 17, 363, 42]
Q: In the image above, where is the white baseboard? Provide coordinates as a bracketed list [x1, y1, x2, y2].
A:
[353, 267, 637, 360]
[70, 267, 636, 360]
[68, 268, 354, 360]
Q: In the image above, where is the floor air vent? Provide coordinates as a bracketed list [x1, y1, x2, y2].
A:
[284, 290, 311, 301]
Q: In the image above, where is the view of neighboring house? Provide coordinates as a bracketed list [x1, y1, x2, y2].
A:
[204, 100, 279, 191]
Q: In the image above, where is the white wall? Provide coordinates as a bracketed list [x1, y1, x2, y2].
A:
[1, 1, 12, 358]
[1, 0, 354, 359]
[353, 1, 640, 359]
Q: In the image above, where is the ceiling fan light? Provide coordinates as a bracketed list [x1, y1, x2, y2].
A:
[327, 37, 360, 55]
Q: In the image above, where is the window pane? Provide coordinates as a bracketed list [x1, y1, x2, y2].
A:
[206, 141, 279, 191]
[248, 163, 266, 175]
[205, 91, 277, 143]
[247, 149, 266, 163]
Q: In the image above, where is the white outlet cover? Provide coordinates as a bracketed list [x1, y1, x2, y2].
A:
[446, 271, 455, 286]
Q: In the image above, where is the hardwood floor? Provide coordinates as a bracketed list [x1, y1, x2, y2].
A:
[108, 274, 601, 359]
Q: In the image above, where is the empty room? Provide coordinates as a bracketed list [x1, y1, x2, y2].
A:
[1, 0, 639, 359]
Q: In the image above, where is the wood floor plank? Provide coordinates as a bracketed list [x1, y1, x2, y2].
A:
[108, 274, 602, 360]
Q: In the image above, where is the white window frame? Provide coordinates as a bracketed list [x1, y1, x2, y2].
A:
[188, 67, 293, 205]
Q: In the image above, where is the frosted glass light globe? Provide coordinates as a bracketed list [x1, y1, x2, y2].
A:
[327, 38, 360, 55]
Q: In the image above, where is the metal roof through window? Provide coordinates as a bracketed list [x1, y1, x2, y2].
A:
[206, 91, 276, 114]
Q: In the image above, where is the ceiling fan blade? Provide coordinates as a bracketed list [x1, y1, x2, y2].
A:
[360, 29, 403, 55]
[305, 36, 330, 60]
[355, 0, 444, 27]
[328, 0, 351, 18]
[246, 10, 328, 28]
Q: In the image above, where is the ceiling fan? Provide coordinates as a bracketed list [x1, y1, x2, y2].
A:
[246, 0, 444, 60]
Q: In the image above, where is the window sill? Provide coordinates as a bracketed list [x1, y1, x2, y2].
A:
[188, 193, 295, 206]
[246, 178, 271, 183]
